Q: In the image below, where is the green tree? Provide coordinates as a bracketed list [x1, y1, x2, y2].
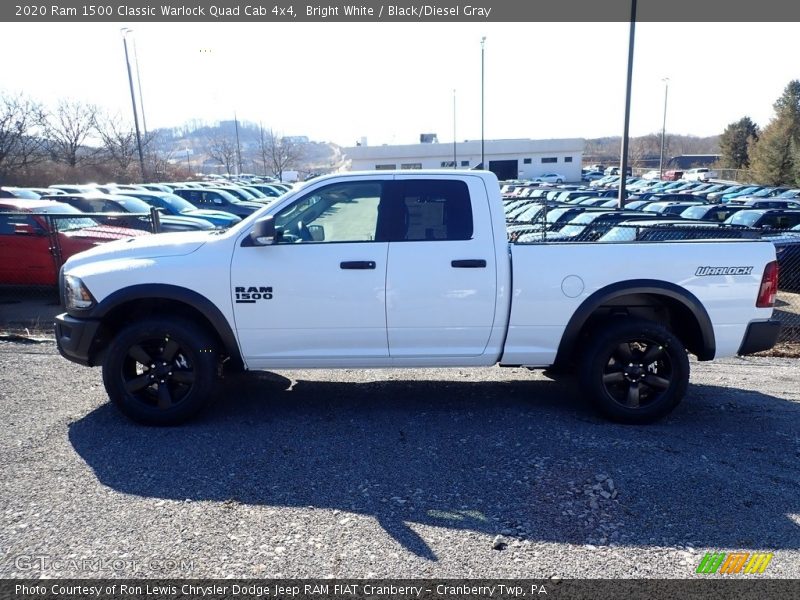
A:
[749, 80, 800, 185]
[748, 119, 795, 185]
[718, 116, 759, 169]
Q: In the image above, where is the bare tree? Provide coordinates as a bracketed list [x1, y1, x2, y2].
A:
[144, 131, 175, 181]
[93, 111, 139, 180]
[258, 126, 304, 181]
[206, 133, 237, 174]
[45, 99, 99, 168]
[0, 91, 48, 182]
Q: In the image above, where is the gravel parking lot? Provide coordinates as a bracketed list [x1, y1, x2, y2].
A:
[1, 341, 799, 579]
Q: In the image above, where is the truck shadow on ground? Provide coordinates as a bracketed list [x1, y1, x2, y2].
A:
[69, 373, 800, 560]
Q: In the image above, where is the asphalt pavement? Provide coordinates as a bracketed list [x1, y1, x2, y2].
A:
[1, 341, 799, 578]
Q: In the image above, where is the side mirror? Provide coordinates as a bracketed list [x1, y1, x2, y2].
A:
[250, 216, 276, 246]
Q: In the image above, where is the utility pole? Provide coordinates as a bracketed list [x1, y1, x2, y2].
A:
[453, 89, 457, 168]
[618, 0, 637, 209]
[234, 112, 243, 176]
[480, 36, 486, 169]
[659, 77, 670, 180]
[121, 28, 146, 182]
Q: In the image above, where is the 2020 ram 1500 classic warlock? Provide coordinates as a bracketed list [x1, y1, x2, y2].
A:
[55, 171, 781, 425]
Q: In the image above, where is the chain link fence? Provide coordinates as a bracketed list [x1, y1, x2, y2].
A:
[507, 208, 800, 344]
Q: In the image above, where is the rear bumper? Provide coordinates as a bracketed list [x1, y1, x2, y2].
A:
[54, 312, 101, 366]
[737, 319, 782, 355]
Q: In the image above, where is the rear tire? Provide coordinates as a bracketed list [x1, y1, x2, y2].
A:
[102, 318, 219, 425]
[578, 319, 689, 424]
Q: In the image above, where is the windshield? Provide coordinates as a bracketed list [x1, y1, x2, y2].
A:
[569, 211, 603, 225]
[681, 206, 710, 219]
[112, 197, 152, 212]
[9, 188, 41, 199]
[557, 223, 588, 236]
[778, 189, 800, 198]
[598, 225, 638, 242]
[227, 187, 256, 200]
[35, 203, 99, 231]
[545, 208, 574, 223]
[157, 193, 196, 212]
[515, 204, 546, 222]
[736, 187, 759, 195]
[726, 211, 760, 227]
[243, 187, 267, 198]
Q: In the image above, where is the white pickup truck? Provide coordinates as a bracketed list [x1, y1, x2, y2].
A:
[55, 171, 781, 425]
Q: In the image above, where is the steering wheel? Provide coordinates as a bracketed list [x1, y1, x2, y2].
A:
[295, 221, 313, 242]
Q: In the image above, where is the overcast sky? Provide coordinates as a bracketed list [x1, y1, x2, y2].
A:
[0, 21, 797, 146]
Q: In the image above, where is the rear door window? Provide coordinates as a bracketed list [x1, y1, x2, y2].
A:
[381, 179, 473, 241]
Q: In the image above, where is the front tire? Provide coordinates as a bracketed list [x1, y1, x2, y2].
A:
[102, 318, 219, 425]
[578, 319, 689, 424]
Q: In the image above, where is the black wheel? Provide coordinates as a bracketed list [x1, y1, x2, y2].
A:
[102, 318, 219, 425]
[579, 319, 689, 423]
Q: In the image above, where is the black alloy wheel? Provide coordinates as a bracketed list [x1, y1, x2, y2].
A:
[579, 319, 689, 423]
[102, 318, 218, 425]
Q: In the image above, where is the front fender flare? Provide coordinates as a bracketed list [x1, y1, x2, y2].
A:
[84, 284, 243, 369]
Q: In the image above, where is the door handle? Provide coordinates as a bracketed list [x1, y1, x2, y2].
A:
[451, 259, 487, 268]
[340, 261, 376, 270]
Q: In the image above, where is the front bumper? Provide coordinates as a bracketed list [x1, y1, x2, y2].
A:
[54, 312, 101, 366]
[737, 319, 782, 355]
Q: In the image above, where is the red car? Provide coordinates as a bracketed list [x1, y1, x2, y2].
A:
[0, 199, 148, 286]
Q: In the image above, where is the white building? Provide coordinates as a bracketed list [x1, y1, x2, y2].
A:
[343, 138, 584, 181]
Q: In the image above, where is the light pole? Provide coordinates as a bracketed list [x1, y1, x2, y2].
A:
[480, 36, 486, 169]
[453, 89, 457, 168]
[658, 77, 669, 180]
[132, 36, 148, 137]
[121, 28, 146, 182]
[617, 0, 637, 209]
[233, 112, 243, 176]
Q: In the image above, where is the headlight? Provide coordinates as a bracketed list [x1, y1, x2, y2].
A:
[64, 275, 95, 310]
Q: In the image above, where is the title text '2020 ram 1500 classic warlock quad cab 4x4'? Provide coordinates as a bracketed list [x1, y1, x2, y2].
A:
[55, 171, 781, 425]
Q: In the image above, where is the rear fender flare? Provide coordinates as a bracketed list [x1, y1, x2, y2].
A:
[553, 279, 716, 367]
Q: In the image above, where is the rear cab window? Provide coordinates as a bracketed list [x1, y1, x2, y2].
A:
[389, 179, 473, 242]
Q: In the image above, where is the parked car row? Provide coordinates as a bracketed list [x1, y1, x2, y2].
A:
[500, 179, 800, 291]
[0, 178, 297, 286]
[0, 179, 297, 229]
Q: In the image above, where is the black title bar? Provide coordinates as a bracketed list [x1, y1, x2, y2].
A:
[4, 0, 800, 22]
[3, 579, 798, 600]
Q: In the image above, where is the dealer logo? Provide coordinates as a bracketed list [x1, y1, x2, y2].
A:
[235, 286, 273, 303]
[695, 266, 754, 276]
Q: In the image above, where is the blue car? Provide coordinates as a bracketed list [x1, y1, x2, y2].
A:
[121, 191, 242, 228]
[719, 186, 763, 203]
